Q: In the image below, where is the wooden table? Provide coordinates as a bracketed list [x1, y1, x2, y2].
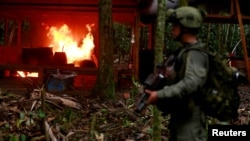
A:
[0, 64, 98, 85]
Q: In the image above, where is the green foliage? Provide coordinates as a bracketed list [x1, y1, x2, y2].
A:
[63, 108, 73, 122]
[163, 23, 183, 57]
[161, 23, 250, 57]
[0, 19, 30, 46]
[130, 76, 140, 98]
[7, 134, 27, 141]
[122, 116, 131, 127]
[9, 135, 19, 141]
[20, 134, 27, 141]
[139, 26, 150, 50]
[199, 23, 250, 57]
[54, 108, 76, 124]
[28, 109, 46, 119]
[113, 22, 132, 62]
[14, 109, 46, 129]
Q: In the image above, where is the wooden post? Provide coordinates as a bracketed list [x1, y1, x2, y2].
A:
[133, 12, 140, 80]
[230, 0, 234, 16]
[4, 19, 8, 45]
[17, 20, 22, 47]
[38, 67, 44, 87]
[235, 0, 250, 82]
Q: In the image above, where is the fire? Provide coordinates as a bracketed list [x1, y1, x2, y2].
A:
[16, 71, 38, 77]
[47, 24, 95, 67]
[16, 24, 95, 78]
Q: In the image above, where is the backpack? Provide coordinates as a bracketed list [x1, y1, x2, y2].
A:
[180, 45, 242, 121]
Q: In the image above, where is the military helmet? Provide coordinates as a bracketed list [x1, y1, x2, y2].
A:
[166, 6, 205, 28]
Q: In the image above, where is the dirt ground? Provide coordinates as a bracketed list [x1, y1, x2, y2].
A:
[0, 76, 249, 141]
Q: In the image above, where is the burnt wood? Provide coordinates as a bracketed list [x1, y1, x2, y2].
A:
[0, 64, 97, 85]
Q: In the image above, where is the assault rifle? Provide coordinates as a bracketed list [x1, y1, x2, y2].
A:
[135, 53, 180, 113]
[135, 64, 167, 113]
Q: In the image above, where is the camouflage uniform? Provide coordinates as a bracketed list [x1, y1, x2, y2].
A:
[157, 42, 209, 141]
[156, 6, 208, 141]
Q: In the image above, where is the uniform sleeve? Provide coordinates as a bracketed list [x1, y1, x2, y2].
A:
[157, 50, 208, 99]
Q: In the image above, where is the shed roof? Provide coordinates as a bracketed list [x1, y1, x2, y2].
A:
[1, 0, 250, 24]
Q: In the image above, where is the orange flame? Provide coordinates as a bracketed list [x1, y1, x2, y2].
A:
[47, 24, 95, 67]
[16, 71, 38, 77]
[16, 24, 95, 78]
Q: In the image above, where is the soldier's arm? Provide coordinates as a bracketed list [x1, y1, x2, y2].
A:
[157, 50, 208, 99]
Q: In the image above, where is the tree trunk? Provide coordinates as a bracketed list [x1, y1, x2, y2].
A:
[229, 24, 237, 50]
[218, 24, 221, 52]
[224, 24, 230, 52]
[206, 23, 211, 49]
[152, 0, 166, 140]
[92, 0, 115, 98]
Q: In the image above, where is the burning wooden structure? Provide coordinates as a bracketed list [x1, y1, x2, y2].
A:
[0, 0, 250, 92]
[0, 0, 137, 92]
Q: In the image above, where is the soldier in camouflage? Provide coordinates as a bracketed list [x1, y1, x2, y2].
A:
[145, 6, 209, 141]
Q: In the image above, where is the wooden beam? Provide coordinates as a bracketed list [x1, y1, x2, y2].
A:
[230, 0, 234, 16]
[235, 0, 250, 82]
[132, 12, 140, 81]
[0, 64, 97, 74]
[204, 14, 250, 24]
[0, 2, 137, 14]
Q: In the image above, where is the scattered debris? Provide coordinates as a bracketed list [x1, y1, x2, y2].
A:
[0, 83, 249, 140]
